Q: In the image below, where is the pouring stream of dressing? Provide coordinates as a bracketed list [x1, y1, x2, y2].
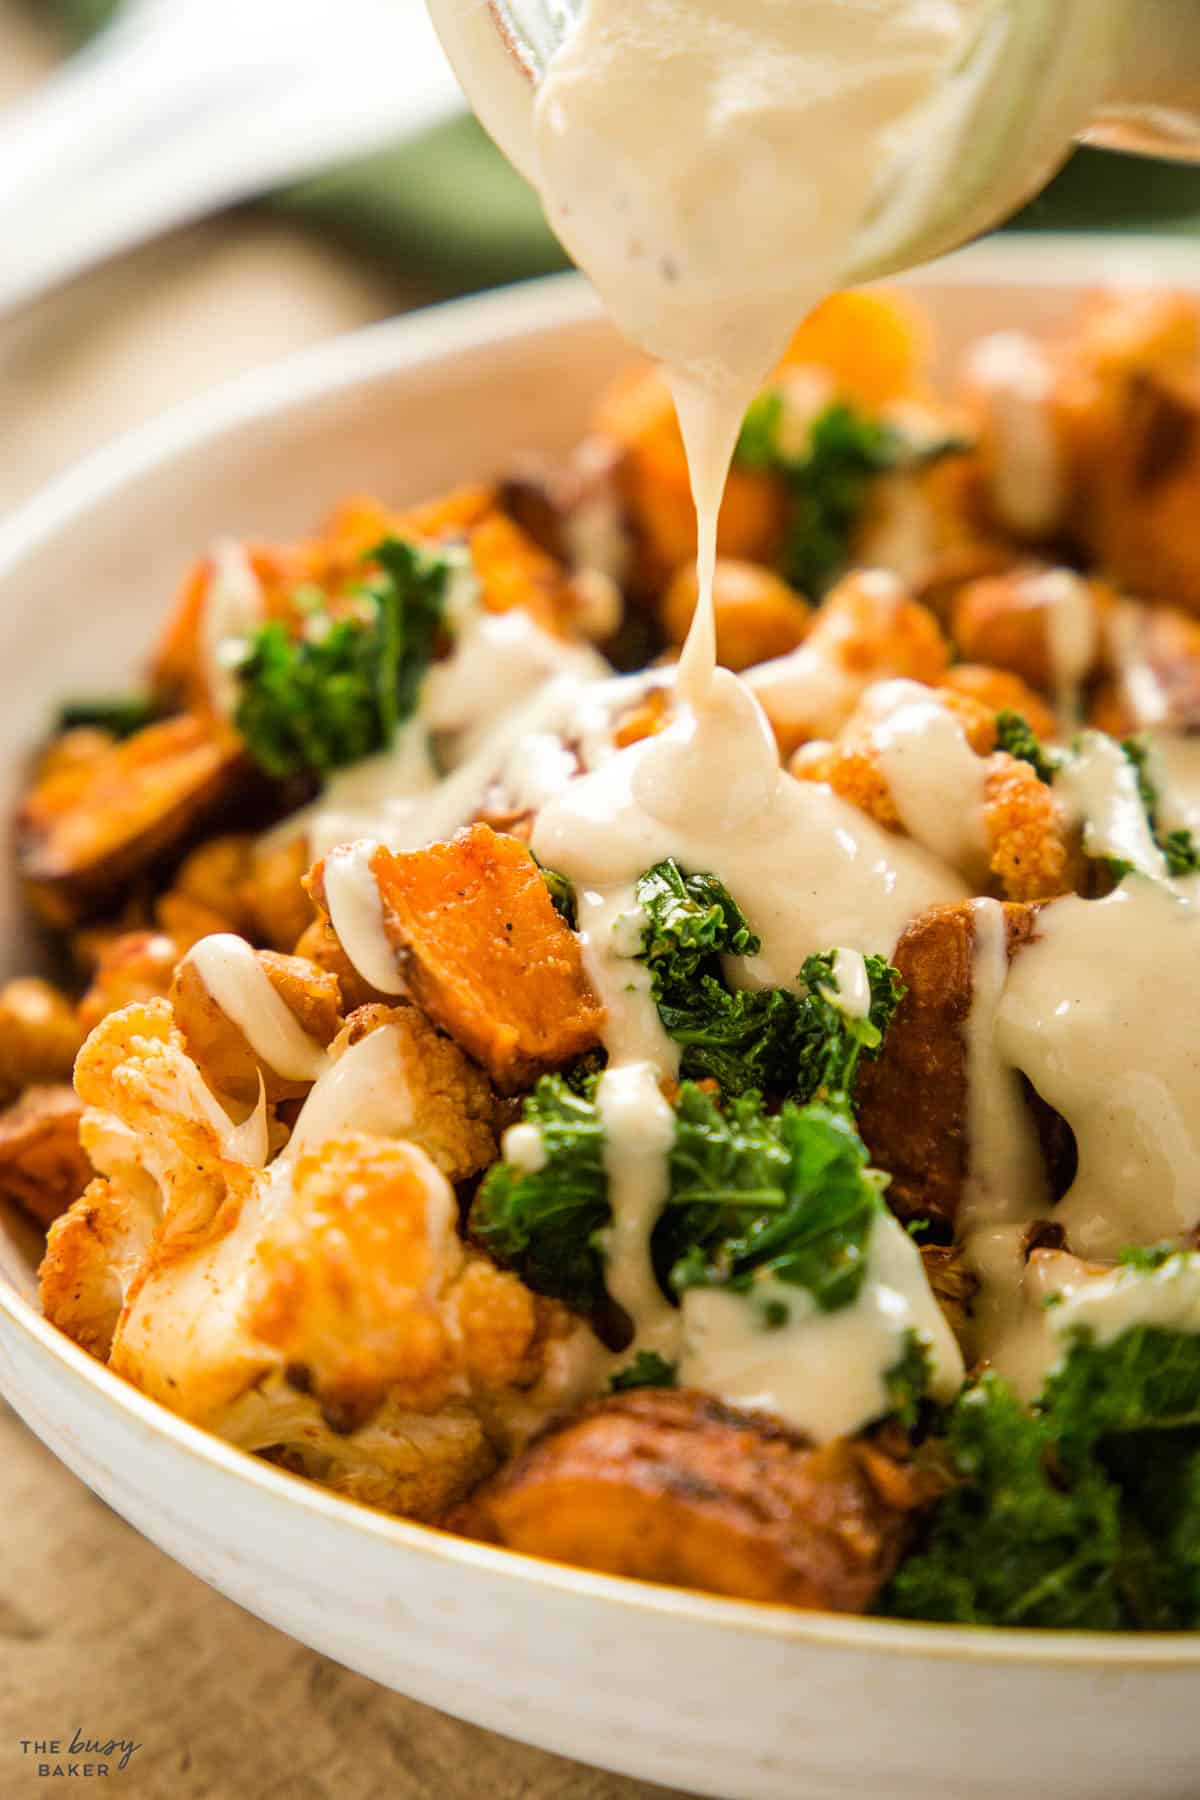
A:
[434, 0, 988, 1430]
[527, 0, 990, 729]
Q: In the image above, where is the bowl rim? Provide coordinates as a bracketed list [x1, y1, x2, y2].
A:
[5, 234, 1200, 1668]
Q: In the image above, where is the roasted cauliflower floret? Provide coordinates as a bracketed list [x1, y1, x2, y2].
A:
[40, 1171, 161, 1360]
[292, 916, 388, 1013]
[791, 680, 1075, 901]
[248, 1133, 468, 1430]
[747, 569, 950, 755]
[328, 1005, 498, 1185]
[221, 1380, 496, 1521]
[72, 999, 242, 1242]
[42, 1000, 599, 1516]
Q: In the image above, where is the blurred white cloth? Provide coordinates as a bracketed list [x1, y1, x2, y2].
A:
[0, 0, 463, 314]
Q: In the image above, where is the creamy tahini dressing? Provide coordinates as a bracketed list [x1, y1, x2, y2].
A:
[1056, 731, 1168, 882]
[595, 1062, 680, 1360]
[824, 947, 871, 1021]
[997, 881, 1200, 1260]
[468, 0, 989, 1433]
[1050, 1253, 1200, 1350]
[184, 933, 328, 1082]
[959, 898, 1053, 1392]
[678, 1210, 964, 1442]
[285, 1024, 414, 1155]
[322, 841, 405, 995]
[963, 330, 1064, 538]
[1034, 569, 1098, 728]
[856, 679, 990, 880]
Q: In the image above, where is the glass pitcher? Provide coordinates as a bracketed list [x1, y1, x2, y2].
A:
[428, 0, 1200, 283]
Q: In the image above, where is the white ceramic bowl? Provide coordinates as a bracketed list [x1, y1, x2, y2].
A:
[3, 241, 1200, 1800]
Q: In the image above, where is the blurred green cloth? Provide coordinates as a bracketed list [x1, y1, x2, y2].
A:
[35, 0, 1200, 296]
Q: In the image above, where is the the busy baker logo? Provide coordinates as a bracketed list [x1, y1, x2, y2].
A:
[17, 1732, 141, 1778]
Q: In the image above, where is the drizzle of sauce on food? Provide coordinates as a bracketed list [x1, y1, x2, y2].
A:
[184, 933, 328, 1081]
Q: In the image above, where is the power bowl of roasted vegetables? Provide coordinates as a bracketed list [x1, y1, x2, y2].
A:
[4, 247, 1200, 1800]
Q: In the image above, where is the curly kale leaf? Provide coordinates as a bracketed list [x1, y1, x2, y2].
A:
[1121, 737, 1200, 878]
[633, 860, 798, 1096]
[472, 1074, 609, 1314]
[735, 394, 966, 597]
[1044, 1325, 1200, 1468]
[609, 1350, 678, 1393]
[794, 950, 905, 1104]
[233, 535, 452, 780]
[632, 862, 903, 1103]
[885, 1332, 934, 1431]
[56, 692, 160, 740]
[890, 1283, 1200, 1629]
[473, 1079, 886, 1322]
[885, 1375, 1128, 1629]
[636, 859, 760, 975]
[653, 980, 805, 1099]
[994, 709, 1059, 786]
[539, 864, 578, 928]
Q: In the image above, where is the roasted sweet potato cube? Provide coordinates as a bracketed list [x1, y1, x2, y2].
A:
[309, 825, 603, 1089]
[856, 900, 1041, 1227]
[171, 945, 342, 1106]
[0, 1085, 91, 1228]
[17, 714, 252, 927]
[450, 1388, 932, 1612]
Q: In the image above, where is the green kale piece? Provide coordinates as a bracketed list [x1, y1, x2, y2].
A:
[1121, 737, 1200, 877]
[660, 1085, 885, 1311]
[55, 692, 160, 739]
[1106, 1433, 1200, 1628]
[232, 534, 452, 780]
[1120, 1243, 1184, 1272]
[890, 1273, 1200, 1630]
[885, 1332, 934, 1431]
[994, 709, 1059, 786]
[636, 859, 760, 975]
[1044, 1324, 1200, 1468]
[885, 1375, 1127, 1629]
[793, 950, 905, 1105]
[474, 1080, 887, 1322]
[472, 1074, 609, 1314]
[632, 861, 903, 1104]
[609, 1351, 678, 1393]
[539, 865, 578, 928]
[734, 394, 966, 597]
[633, 860, 800, 1096]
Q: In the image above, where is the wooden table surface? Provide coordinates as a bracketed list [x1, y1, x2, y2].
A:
[0, 13, 692, 1796]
